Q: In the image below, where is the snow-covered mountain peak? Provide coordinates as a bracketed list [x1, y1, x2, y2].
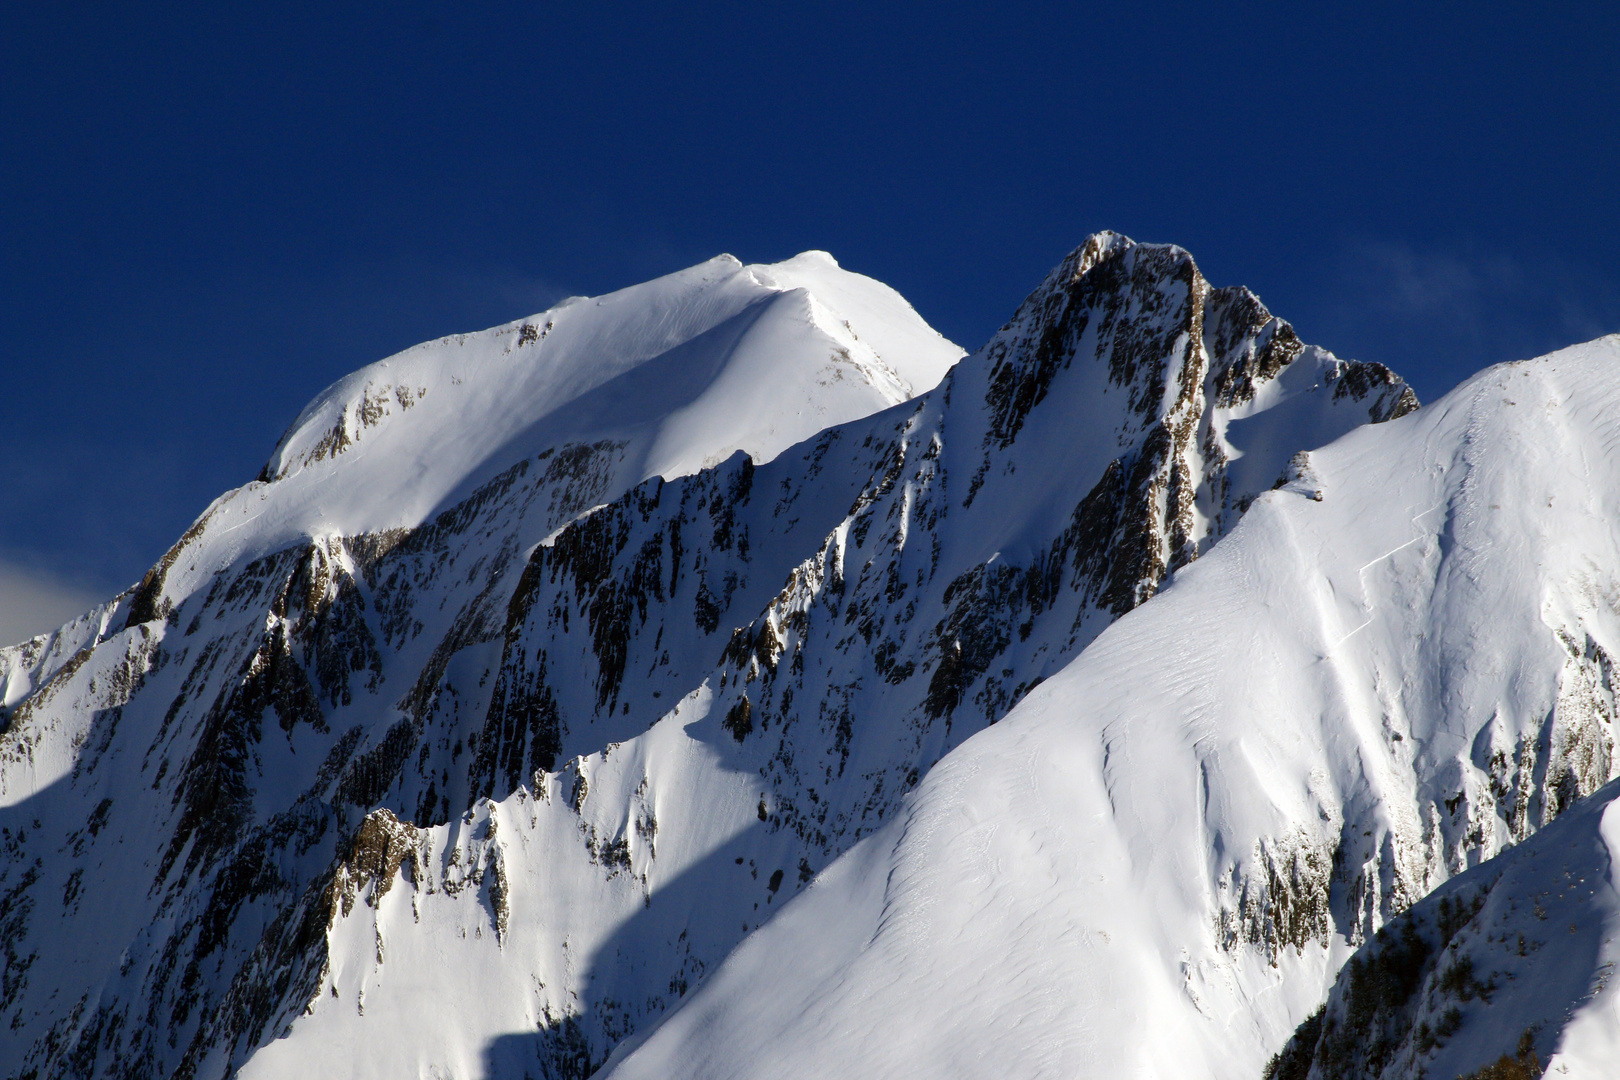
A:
[257, 248, 962, 533]
[86, 251, 965, 645]
[0, 237, 1466, 1080]
[933, 230, 1415, 604]
[1022, 228, 1135, 293]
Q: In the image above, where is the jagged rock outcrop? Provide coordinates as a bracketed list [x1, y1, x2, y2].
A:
[480, 235, 1417, 866]
[1267, 778, 1620, 1080]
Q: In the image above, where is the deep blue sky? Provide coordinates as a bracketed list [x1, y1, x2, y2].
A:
[4, 2, 1618, 629]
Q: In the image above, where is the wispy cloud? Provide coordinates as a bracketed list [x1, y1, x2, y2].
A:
[1351, 240, 1520, 319]
[1305, 236, 1620, 400]
[443, 267, 574, 324]
[0, 559, 103, 648]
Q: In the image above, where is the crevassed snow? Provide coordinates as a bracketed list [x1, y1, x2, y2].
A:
[601, 336, 1620, 1079]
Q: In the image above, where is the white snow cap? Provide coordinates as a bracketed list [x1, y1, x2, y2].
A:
[175, 250, 962, 598]
[262, 249, 961, 524]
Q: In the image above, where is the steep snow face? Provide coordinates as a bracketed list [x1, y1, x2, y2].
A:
[0, 235, 1418, 1080]
[1265, 777, 1620, 1080]
[243, 235, 1412, 1079]
[602, 336, 1620, 1080]
[0, 249, 960, 799]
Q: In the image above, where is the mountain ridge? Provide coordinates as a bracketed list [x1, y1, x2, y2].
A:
[602, 333, 1620, 1079]
[0, 234, 1479, 1080]
[1263, 775, 1620, 1080]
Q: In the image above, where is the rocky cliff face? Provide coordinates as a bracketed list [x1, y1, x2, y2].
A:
[475, 233, 1416, 881]
[1265, 777, 1620, 1080]
[0, 234, 1420, 1079]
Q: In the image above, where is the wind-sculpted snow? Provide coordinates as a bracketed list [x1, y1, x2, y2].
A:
[0, 234, 1428, 1079]
[602, 336, 1620, 1080]
[256, 250, 961, 539]
[283, 234, 1414, 1077]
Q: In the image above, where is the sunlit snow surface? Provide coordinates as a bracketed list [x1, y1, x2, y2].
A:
[604, 337, 1620, 1079]
[1266, 777, 1620, 1078]
[261, 250, 960, 530]
[228, 251, 960, 589]
[228, 238, 1423, 1079]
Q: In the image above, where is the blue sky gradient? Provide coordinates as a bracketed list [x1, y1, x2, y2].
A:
[4, 2, 1618, 618]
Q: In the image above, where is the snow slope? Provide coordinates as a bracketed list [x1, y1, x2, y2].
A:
[0, 249, 961, 796]
[0, 234, 1426, 1079]
[602, 336, 1620, 1079]
[258, 250, 960, 536]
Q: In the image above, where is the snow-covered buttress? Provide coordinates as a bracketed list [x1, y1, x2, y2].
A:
[1264, 776, 1620, 1080]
